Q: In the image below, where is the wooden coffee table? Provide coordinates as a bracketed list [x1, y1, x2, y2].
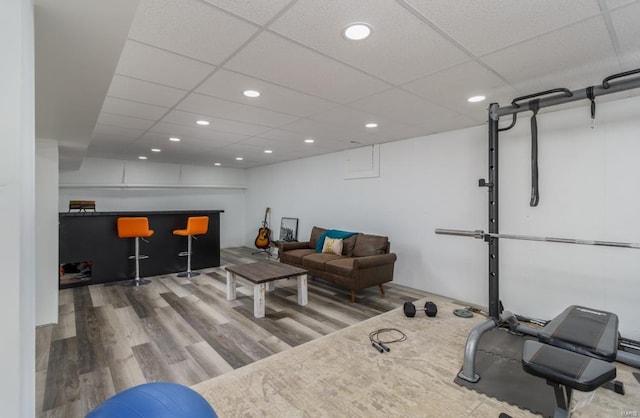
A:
[225, 260, 308, 318]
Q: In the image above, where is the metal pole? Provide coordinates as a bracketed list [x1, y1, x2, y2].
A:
[487, 103, 500, 321]
[435, 228, 640, 249]
[493, 73, 640, 118]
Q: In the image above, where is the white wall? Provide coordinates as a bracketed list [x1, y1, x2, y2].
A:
[0, 0, 36, 416]
[246, 94, 640, 340]
[36, 139, 59, 325]
[59, 157, 247, 248]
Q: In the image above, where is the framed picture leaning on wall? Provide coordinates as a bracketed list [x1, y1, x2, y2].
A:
[279, 217, 298, 242]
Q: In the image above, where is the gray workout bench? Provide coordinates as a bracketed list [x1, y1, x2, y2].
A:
[521, 305, 619, 418]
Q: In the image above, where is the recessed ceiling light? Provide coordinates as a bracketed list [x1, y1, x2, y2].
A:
[264, 149, 273, 154]
[235, 157, 243, 161]
[304, 138, 315, 143]
[214, 162, 221, 166]
[468, 95, 486, 103]
[365, 122, 378, 128]
[151, 148, 161, 152]
[169, 137, 181, 142]
[344, 23, 372, 40]
[243, 90, 260, 98]
[196, 120, 210, 126]
[138, 156, 147, 160]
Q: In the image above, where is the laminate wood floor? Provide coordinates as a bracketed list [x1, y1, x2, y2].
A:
[36, 247, 429, 417]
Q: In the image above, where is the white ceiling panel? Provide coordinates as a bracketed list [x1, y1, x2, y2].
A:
[106, 75, 187, 108]
[405, 0, 601, 56]
[348, 88, 456, 126]
[196, 69, 339, 117]
[148, 122, 248, 144]
[481, 17, 620, 92]
[96, 112, 157, 131]
[225, 31, 390, 103]
[115, 40, 216, 90]
[100, 97, 169, 120]
[161, 109, 272, 136]
[401, 61, 520, 121]
[202, 0, 294, 25]
[269, 0, 469, 85]
[177, 93, 299, 127]
[128, 0, 258, 65]
[92, 123, 147, 140]
[610, 2, 640, 68]
[36, 0, 640, 169]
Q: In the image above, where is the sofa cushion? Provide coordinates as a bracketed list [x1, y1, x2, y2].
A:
[322, 237, 343, 255]
[353, 234, 389, 257]
[342, 234, 359, 257]
[301, 252, 344, 271]
[280, 248, 315, 265]
[309, 226, 327, 249]
[325, 257, 355, 276]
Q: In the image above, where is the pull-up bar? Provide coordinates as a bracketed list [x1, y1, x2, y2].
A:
[435, 228, 640, 249]
[491, 68, 640, 119]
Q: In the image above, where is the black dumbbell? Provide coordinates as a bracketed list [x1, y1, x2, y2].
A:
[403, 301, 437, 318]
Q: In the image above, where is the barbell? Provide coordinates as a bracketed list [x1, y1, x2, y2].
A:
[435, 228, 640, 249]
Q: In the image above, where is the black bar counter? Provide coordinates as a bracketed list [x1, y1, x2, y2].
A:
[59, 210, 223, 288]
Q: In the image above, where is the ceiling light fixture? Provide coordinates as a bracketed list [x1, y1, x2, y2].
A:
[468, 95, 486, 103]
[304, 138, 315, 143]
[243, 90, 261, 98]
[151, 148, 161, 152]
[365, 122, 378, 128]
[235, 157, 243, 161]
[214, 162, 221, 166]
[264, 150, 273, 154]
[196, 120, 210, 126]
[138, 156, 147, 160]
[169, 137, 181, 142]
[344, 23, 372, 40]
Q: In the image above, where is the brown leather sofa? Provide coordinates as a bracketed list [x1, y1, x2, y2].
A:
[278, 226, 397, 302]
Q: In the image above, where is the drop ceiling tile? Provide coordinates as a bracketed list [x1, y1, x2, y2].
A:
[92, 122, 147, 140]
[177, 93, 299, 127]
[106, 75, 187, 108]
[306, 105, 407, 140]
[162, 109, 272, 136]
[196, 69, 338, 117]
[481, 17, 620, 92]
[278, 118, 379, 144]
[269, 0, 468, 85]
[401, 61, 519, 120]
[224, 31, 389, 103]
[202, 0, 293, 25]
[405, 0, 601, 56]
[348, 87, 454, 125]
[128, 0, 258, 65]
[97, 112, 156, 131]
[610, 2, 640, 68]
[101, 97, 169, 120]
[147, 122, 248, 145]
[115, 40, 215, 90]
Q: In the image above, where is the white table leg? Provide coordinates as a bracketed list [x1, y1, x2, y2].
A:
[226, 271, 237, 300]
[254, 283, 266, 318]
[266, 281, 275, 292]
[297, 273, 308, 306]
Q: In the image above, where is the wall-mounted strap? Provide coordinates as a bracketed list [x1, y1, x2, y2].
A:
[587, 86, 596, 128]
[529, 100, 540, 207]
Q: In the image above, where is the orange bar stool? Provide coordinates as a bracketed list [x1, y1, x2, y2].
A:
[173, 216, 209, 278]
[117, 217, 154, 286]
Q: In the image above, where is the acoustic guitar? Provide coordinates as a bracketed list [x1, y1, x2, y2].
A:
[254, 207, 271, 249]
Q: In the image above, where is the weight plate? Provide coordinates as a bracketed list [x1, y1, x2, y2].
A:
[453, 309, 473, 318]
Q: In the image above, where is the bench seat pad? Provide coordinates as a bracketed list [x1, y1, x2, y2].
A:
[522, 341, 616, 392]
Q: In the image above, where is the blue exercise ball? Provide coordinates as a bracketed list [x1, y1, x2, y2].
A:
[86, 382, 217, 418]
